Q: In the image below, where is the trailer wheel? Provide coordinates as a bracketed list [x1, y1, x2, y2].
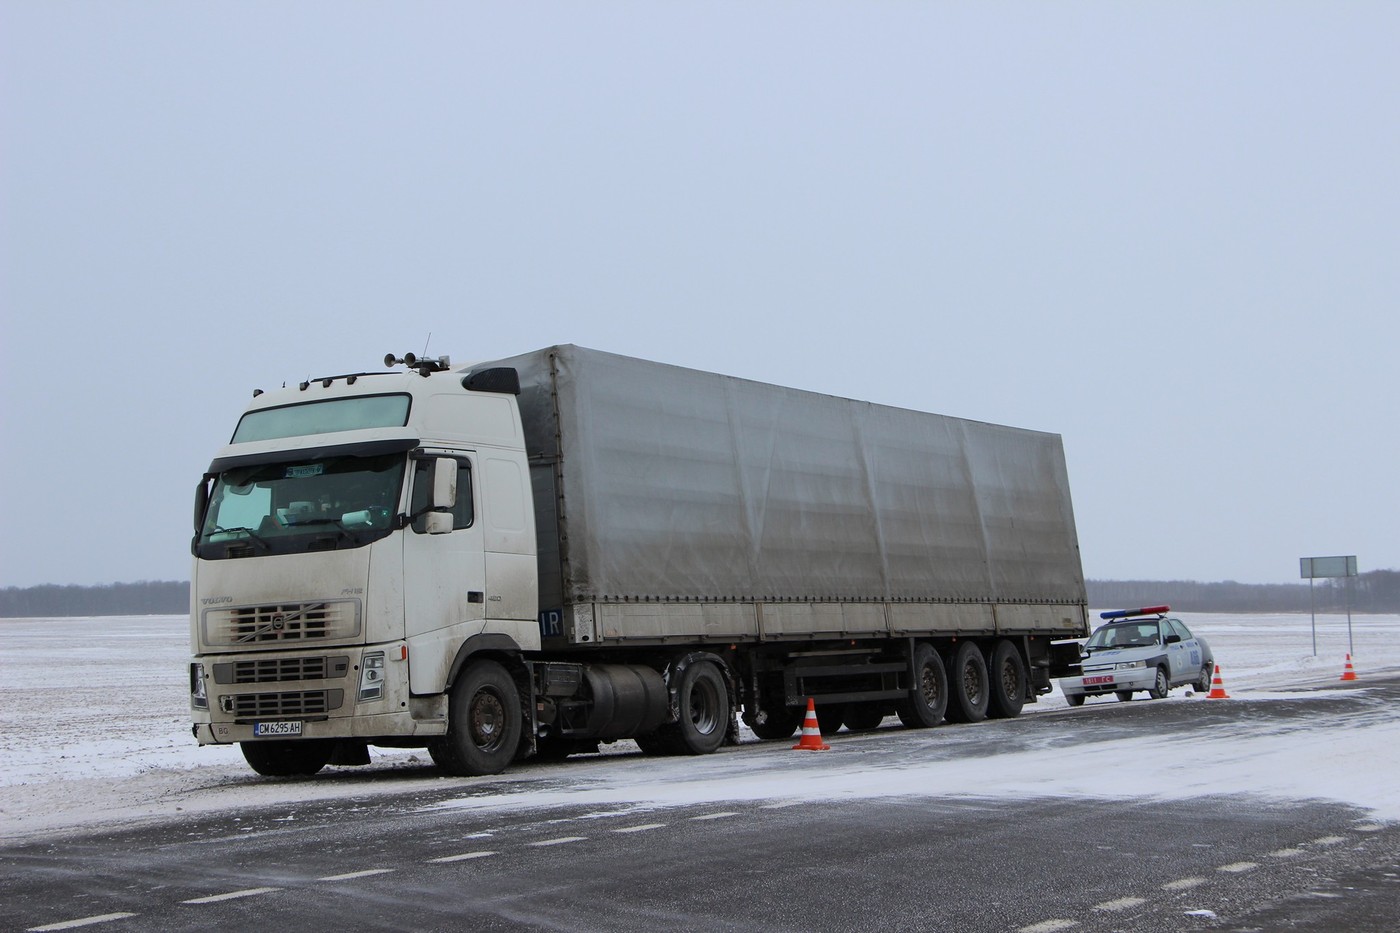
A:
[986, 640, 1027, 719]
[841, 705, 886, 732]
[429, 659, 522, 776]
[944, 642, 989, 724]
[814, 703, 845, 735]
[896, 643, 947, 728]
[241, 739, 334, 777]
[742, 705, 803, 741]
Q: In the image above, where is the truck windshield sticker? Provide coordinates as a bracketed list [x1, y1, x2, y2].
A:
[285, 464, 325, 479]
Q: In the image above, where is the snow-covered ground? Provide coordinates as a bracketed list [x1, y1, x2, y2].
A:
[2, 611, 1398, 843]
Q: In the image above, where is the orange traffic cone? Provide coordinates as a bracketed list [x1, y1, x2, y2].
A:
[1340, 654, 1358, 682]
[1206, 664, 1230, 699]
[791, 698, 831, 751]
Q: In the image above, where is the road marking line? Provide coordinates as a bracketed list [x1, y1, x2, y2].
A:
[1310, 835, 1347, 846]
[1355, 824, 1383, 833]
[1162, 877, 1206, 891]
[182, 887, 280, 904]
[690, 811, 738, 821]
[1217, 861, 1258, 873]
[318, 869, 396, 881]
[27, 914, 137, 932]
[528, 836, 586, 847]
[612, 823, 667, 834]
[1268, 848, 1305, 858]
[1093, 896, 1146, 912]
[1019, 920, 1077, 933]
[428, 851, 497, 863]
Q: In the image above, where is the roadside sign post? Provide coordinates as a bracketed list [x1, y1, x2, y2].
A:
[1299, 555, 1359, 657]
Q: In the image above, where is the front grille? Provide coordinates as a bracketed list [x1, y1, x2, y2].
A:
[203, 599, 360, 646]
[213, 656, 350, 685]
[224, 689, 344, 719]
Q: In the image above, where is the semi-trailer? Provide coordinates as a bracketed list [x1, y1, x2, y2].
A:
[190, 345, 1088, 776]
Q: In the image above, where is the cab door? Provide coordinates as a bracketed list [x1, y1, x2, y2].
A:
[402, 451, 486, 646]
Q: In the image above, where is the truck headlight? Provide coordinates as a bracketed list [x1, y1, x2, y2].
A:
[1115, 660, 1146, 670]
[358, 652, 385, 702]
[190, 663, 208, 710]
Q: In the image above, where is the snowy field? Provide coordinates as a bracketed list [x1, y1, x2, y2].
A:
[3, 611, 1398, 843]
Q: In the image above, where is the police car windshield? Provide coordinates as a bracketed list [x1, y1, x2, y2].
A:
[1086, 621, 1161, 650]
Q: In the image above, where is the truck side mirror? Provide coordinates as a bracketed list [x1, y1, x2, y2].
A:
[426, 458, 458, 535]
[194, 478, 210, 533]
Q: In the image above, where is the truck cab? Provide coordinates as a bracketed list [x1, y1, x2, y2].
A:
[190, 356, 538, 774]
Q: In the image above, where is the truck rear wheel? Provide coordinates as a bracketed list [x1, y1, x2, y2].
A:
[896, 643, 947, 728]
[644, 661, 730, 755]
[429, 659, 523, 776]
[241, 739, 334, 777]
[675, 661, 729, 753]
[986, 640, 1027, 719]
[944, 642, 990, 724]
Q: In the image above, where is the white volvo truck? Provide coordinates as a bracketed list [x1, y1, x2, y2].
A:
[190, 345, 1089, 776]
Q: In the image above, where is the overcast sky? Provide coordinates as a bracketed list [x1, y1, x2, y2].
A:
[2, 2, 1396, 588]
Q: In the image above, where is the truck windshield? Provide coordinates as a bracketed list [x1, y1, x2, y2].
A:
[196, 452, 406, 559]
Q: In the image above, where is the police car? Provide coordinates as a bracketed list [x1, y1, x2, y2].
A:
[1060, 605, 1214, 706]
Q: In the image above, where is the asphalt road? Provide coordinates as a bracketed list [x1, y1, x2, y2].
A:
[5, 679, 1399, 933]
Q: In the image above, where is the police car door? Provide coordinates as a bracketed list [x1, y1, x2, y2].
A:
[1164, 619, 1199, 683]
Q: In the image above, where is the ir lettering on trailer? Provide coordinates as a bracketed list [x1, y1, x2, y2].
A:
[539, 610, 562, 638]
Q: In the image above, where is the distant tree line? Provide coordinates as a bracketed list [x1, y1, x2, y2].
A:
[0, 581, 188, 618]
[3, 572, 1398, 618]
[1087, 571, 1400, 614]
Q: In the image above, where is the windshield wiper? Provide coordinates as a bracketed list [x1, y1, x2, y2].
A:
[211, 526, 271, 551]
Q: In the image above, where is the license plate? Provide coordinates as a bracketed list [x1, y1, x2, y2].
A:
[1083, 675, 1114, 686]
[254, 721, 303, 737]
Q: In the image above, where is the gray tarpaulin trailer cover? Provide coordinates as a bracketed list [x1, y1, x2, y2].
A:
[476, 345, 1087, 644]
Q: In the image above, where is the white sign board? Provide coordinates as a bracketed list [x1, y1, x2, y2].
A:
[1299, 555, 1358, 579]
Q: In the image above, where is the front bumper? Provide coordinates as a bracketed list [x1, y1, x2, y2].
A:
[190, 642, 446, 745]
[1060, 667, 1156, 697]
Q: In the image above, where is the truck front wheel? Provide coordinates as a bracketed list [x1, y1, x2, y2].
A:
[241, 739, 334, 777]
[430, 660, 523, 776]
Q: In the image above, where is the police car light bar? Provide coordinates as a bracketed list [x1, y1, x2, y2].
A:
[1099, 605, 1170, 620]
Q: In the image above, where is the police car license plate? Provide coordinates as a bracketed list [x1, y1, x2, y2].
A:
[254, 721, 303, 737]
[1083, 675, 1114, 686]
